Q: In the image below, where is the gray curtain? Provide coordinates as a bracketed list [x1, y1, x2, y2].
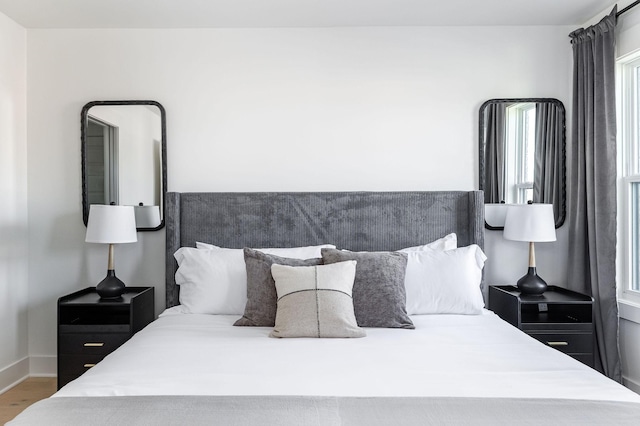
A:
[533, 102, 564, 221]
[484, 103, 506, 204]
[568, 8, 620, 381]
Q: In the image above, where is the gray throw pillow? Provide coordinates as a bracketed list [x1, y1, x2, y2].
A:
[270, 261, 366, 338]
[321, 248, 414, 329]
[234, 248, 322, 327]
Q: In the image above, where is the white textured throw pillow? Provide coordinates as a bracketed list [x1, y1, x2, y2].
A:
[174, 244, 335, 315]
[404, 245, 487, 315]
[270, 261, 366, 338]
[399, 233, 457, 252]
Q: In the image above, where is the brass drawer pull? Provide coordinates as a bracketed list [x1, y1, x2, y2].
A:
[83, 363, 96, 368]
[546, 341, 569, 346]
[83, 343, 105, 347]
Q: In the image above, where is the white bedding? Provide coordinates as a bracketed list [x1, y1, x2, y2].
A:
[56, 309, 640, 403]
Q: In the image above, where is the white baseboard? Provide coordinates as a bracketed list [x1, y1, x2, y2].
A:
[0, 356, 57, 394]
[29, 355, 57, 377]
[623, 375, 640, 394]
[0, 357, 30, 394]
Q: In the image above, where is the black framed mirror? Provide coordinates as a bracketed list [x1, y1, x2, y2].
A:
[479, 98, 566, 230]
[81, 100, 167, 231]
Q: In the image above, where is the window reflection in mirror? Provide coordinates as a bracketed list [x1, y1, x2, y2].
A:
[479, 98, 565, 230]
[505, 102, 536, 204]
[82, 101, 166, 231]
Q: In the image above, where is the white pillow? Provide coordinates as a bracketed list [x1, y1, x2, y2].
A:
[399, 233, 457, 252]
[174, 244, 336, 315]
[195, 242, 336, 259]
[195, 242, 215, 249]
[404, 244, 486, 315]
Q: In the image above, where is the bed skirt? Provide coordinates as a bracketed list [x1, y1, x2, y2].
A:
[9, 395, 640, 425]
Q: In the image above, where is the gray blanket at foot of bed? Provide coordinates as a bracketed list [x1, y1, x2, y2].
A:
[8, 395, 640, 426]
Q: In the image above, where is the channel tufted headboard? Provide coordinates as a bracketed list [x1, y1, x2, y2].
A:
[165, 191, 485, 309]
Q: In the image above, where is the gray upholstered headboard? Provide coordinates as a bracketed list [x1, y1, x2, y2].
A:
[165, 191, 485, 309]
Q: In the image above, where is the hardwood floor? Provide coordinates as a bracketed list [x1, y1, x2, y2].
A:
[0, 377, 56, 424]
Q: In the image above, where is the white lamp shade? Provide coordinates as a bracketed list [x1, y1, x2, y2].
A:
[485, 203, 512, 228]
[133, 205, 161, 228]
[86, 205, 137, 244]
[503, 204, 556, 242]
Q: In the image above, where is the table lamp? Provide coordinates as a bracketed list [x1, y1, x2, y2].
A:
[503, 203, 556, 295]
[85, 205, 137, 299]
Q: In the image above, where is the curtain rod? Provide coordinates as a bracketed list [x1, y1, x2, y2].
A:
[617, 0, 640, 17]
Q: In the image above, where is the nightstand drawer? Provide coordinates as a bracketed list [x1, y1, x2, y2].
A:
[528, 332, 593, 354]
[58, 375, 79, 389]
[571, 353, 595, 365]
[57, 354, 105, 378]
[59, 332, 129, 355]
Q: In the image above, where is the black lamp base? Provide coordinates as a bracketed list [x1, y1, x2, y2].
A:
[517, 267, 548, 295]
[96, 270, 126, 299]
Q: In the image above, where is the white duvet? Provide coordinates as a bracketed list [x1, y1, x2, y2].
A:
[56, 309, 640, 403]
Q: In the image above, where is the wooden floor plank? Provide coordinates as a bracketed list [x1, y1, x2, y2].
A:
[0, 377, 56, 424]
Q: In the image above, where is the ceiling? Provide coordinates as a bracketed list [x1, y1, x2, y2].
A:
[0, 0, 618, 29]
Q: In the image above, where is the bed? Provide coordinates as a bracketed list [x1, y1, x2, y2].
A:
[10, 191, 640, 425]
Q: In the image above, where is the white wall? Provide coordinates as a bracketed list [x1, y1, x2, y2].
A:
[0, 11, 28, 391]
[25, 26, 573, 372]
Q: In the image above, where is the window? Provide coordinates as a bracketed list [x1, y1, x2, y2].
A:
[617, 54, 640, 303]
[505, 103, 536, 204]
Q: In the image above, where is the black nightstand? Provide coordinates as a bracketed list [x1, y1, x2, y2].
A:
[57, 286, 154, 389]
[489, 285, 594, 368]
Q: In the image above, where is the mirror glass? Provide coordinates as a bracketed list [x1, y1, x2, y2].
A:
[479, 98, 565, 229]
[82, 100, 166, 231]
